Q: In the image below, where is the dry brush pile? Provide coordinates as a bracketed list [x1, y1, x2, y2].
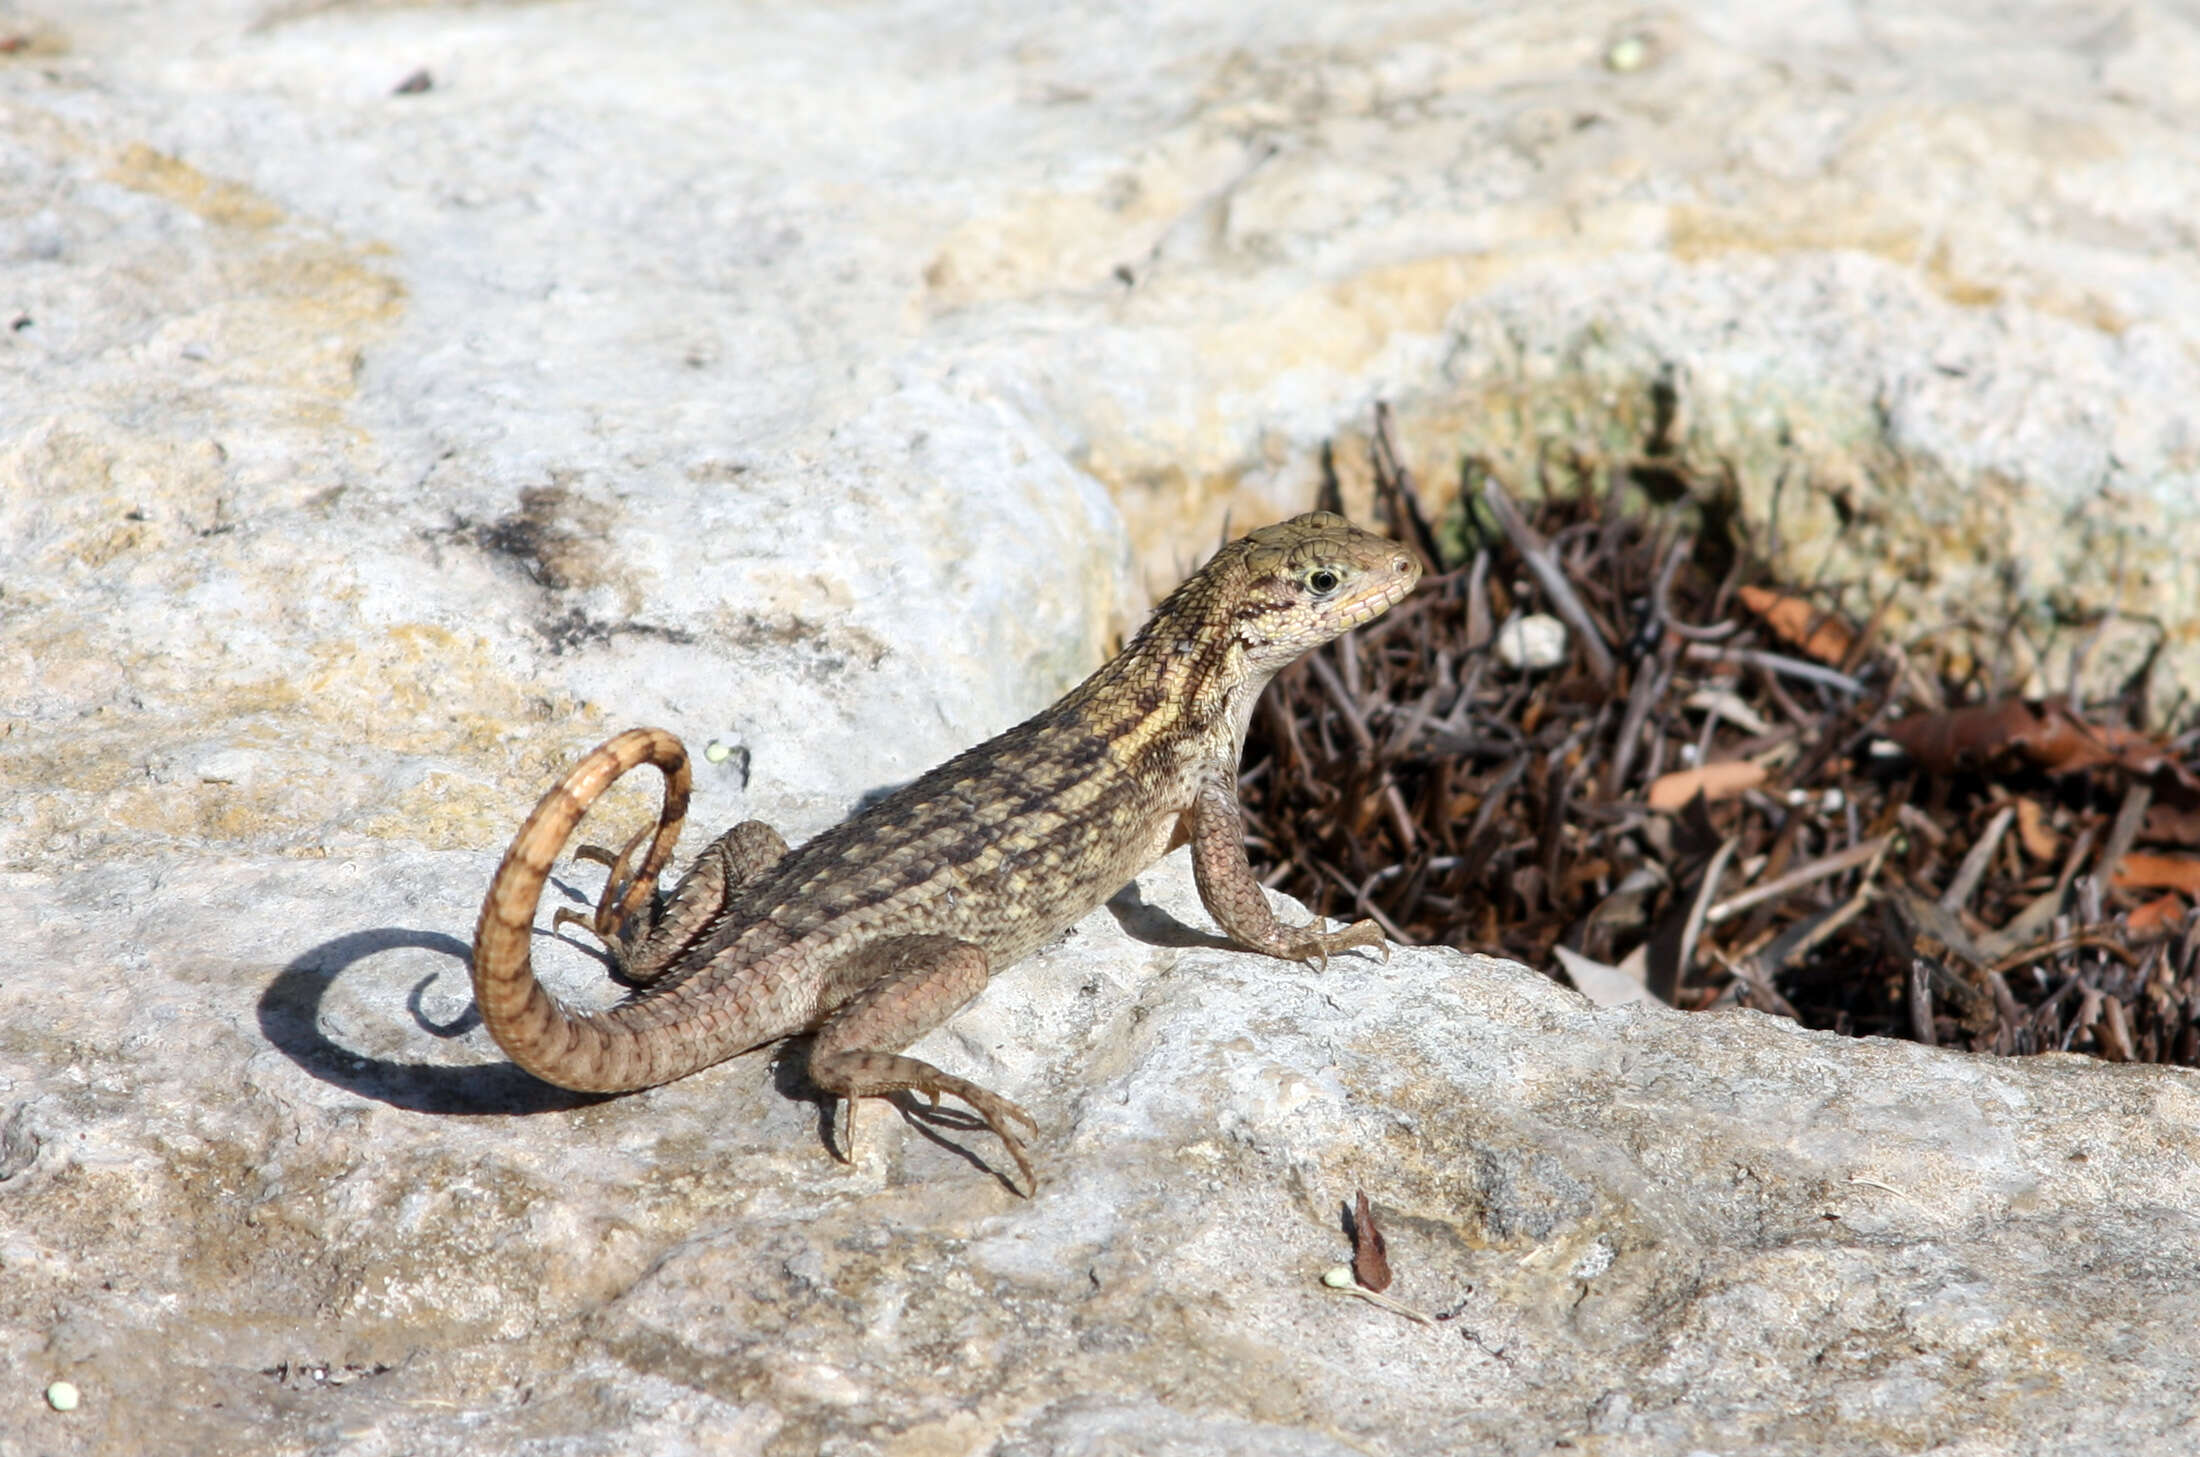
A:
[1240, 411, 2200, 1065]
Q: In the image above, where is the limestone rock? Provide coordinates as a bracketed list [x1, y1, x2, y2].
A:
[11, 854, 2200, 1454]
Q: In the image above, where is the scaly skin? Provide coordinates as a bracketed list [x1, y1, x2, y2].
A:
[469, 511, 1421, 1190]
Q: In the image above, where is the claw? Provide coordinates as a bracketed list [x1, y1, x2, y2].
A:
[1291, 917, 1388, 971]
[583, 825, 653, 900]
[834, 1099, 859, 1165]
[558, 825, 661, 945]
[832, 1088, 1034, 1193]
[950, 1083, 1041, 1194]
[906, 1078, 1039, 1194]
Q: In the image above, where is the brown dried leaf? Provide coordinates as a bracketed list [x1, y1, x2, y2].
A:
[2111, 853, 2200, 895]
[2014, 797, 2059, 862]
[2142, 796, 2200, 847]
[2126, 893, 2188, 938]
[1646, 760, 1767, 811]
[1882, 697, 2197, 785]
[1351, 1189, 1392, 1293]
[1736, 586, 1857, 665]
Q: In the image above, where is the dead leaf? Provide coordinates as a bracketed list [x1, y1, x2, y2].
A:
[1351, 1189, 1392, 1293]
[2126, 893, 2188, 937]
[1737, 586, 1856, 665]
[1883, 697, 2200, 788]
[1552, 944, 1655, 1007]
[1647, 760, 1767, 811]
[2142, 796, 2200, 847]
[2014, 797, 2059, 862]
[2111, 853, 2200, 895]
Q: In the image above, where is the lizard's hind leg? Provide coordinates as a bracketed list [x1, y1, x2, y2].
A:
[558, 819, 790, 984]
[808, 934, 1039, 1194]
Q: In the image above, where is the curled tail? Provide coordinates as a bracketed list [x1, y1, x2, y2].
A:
[470, 727, 691, 1092]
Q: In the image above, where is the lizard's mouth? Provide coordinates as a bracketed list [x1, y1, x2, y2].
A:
[1336, 574, 1415, 628]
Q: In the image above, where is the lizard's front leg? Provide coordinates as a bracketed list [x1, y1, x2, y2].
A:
[808, 934, 1039, 1193]
[1190, 778, 1388, 969]
[557, 819, 791, 983]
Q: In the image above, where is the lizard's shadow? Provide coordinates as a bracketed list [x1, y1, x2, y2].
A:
[259, 925, 607, 1115]
[1104, 881, 1235, 951]
[259, 882, 1177, 1185]
[260, 932, 1021, 1182]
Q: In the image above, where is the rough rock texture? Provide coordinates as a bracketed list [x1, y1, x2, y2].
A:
[13, 859, 2200, 1455]
[6, 1, 2200, 1454]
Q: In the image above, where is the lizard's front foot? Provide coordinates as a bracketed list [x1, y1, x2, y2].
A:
[1188, 781, 1393, 973]
[1269, 917, 1391, 972]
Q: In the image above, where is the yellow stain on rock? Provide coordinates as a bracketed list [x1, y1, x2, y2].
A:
[919, 145, 1236, 313]
[99, 141, 407, 423]
[2, 616, 610, 865]
[1672, 200, 2130, 337]
[1083, 251, 1521, 581]
[107, 142, 287, 230]
[1668, 200, 1926, 270]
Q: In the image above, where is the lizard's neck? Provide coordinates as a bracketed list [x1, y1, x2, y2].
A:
[1062, 586, 1268, 782]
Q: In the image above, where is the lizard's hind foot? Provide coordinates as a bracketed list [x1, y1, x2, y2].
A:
[551, 826, 659, 950]
[807, 934, 1038, 1193]
[825, 1053, 1039, 1195]
[1277, 916, 1390, 972]
[562, 819, 791, 984]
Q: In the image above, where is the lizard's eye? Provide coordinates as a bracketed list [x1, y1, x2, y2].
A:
[1307, 568, 1341, 595]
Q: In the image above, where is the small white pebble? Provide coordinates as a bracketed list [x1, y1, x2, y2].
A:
[1321, 1265, 1357, 1289]
[1496, 614, 1569, 672]
[703, 739, 733, 764]
[46, 1381, 79, 1412]
[1606, 34, 1650, 72]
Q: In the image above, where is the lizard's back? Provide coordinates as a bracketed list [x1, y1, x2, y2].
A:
[660, 661, 1206, 1034]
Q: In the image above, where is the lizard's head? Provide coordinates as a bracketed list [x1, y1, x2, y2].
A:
[1215, 511, 1422, 672]
[1104, 511, 1422, 749]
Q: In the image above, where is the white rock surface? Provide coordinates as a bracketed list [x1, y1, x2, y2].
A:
[12, 856, 2200, 1455]
[5, 2, 2200, 1454]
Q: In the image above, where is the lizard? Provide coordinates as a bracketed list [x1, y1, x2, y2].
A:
[469, 510, 1421, 1191]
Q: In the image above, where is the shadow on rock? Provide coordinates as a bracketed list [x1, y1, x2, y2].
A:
[1105, 881, 1234, 951]
[765, 1034, 1027, 1194]
[259, 927, 605, 1115]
